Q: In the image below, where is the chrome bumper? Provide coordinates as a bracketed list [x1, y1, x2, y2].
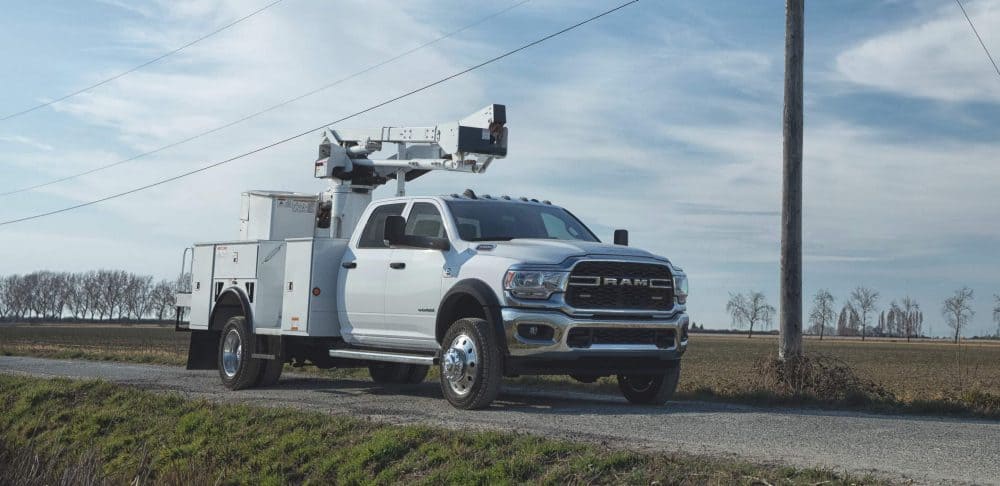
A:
[501, 307, 689, 358]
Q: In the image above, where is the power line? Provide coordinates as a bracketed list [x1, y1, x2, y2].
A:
[954, 0, 1000, 80]
[0, 0, 639, 227]
[0, 0, 531, 197]
[0, 0, 286, 122]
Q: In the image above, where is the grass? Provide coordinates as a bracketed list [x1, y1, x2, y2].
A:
[0, 374, 882, 485]
[2, 323, 999, 417]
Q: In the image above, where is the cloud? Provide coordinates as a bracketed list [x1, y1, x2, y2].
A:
[0, 135, 54, 152]
[835, 0, 1000, 103]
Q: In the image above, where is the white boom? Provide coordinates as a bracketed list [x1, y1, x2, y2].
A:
[312, 104, 507, 238]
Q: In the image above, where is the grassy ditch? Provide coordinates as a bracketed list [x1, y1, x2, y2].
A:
[0, 375, 880, 485]
[2, 324, 998, 418]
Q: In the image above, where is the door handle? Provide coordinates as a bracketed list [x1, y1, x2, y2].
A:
[389, 262, 406, 270]
[342, 261, 357, 269]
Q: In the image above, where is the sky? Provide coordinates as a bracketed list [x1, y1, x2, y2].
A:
[1, 0, 999, 337]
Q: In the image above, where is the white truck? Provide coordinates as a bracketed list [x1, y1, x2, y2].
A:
[175, 104, 689, 409]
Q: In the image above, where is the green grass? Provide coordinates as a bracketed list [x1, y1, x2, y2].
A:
[2, 323, 998, 417]
[0, 375, 882, 485]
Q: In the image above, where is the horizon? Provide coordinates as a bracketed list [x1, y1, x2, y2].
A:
[2, 0, 999, 337]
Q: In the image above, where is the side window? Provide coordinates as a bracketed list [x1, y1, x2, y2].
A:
[455, 216, 481, 240]
[357, 203, 405, 249]
[405, 203, 446, 238]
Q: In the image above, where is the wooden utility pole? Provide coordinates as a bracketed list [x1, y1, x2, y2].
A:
[779, 0, 804, 361]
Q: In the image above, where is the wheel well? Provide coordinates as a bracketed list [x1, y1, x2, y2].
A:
[435, 293, 486, 343]
[210, 289, 250, 331]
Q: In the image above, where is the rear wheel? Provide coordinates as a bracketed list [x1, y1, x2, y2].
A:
[405, 365, 429, 384]
[218, 316, 261, 390]
[368, 363, 430, 384]
[439, 318, 502, 410]
[617, 363, 681, 405]
[257, 359, 284, 387]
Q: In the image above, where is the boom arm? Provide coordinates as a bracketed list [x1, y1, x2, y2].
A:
[314, 103, 507, 193]
[312, 104, 507, 239]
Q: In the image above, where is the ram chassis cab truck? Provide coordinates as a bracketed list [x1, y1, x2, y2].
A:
[175, 105, 689, 409]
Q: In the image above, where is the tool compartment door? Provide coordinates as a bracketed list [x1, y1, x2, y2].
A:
[281, 239, 313, 334]
[189, 244, 216, 329]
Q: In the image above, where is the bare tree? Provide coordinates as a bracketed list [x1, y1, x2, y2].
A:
[901, 297, 921, 342]
[2, 275, 29, 320]
[850, 287, 879, 341]
[942, 287, 975, 344]
[0, 276, 8, 320]
[727, 291, 775, 338]
[151, 279, 176, 321]
[993, 294, 1000, 338]
[123, 274, 154, 320]
[808, 289, 835, 340]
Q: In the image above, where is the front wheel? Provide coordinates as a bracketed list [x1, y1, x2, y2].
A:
[439, 318, 502, 409]
[617, 363, 681, 405]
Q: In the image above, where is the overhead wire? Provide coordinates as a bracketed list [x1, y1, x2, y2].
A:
[0, 0, 531, 197]
[0, 0, 639, 227]
[954, 0, 1000, 81]
[0, 0, 286, 122]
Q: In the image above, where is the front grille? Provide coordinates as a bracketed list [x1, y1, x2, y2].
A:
[565, 261, 673, 311]
[566, 327, 676, 348]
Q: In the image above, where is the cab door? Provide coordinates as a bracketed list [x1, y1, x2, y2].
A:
[384, 201, 450, 350]
[339, 202, 405, 345]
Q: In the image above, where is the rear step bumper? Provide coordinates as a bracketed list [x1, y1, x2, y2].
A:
[328, 349, 436, 366]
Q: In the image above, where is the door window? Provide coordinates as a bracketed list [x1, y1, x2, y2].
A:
[357, 203, 405, 248]
[405, 203, 447, 238]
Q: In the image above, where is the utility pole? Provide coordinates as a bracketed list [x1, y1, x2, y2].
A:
[779, 0, 804, 361]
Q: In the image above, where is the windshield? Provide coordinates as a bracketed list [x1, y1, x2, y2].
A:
[445, 200, 599, 242]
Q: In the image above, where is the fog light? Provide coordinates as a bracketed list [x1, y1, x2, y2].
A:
[517, 324, 554, 341]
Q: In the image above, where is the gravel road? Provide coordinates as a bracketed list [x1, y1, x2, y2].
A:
[1, 356, 996, 484]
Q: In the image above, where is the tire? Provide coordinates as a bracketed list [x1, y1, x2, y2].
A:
[405, 365, 429, 384]
[257, 359, 284, 387]
[218, 316, 262, 390]
[369, 363, 411, 384]
[617, 362, 681, 405]
[439, 318, 502, 409]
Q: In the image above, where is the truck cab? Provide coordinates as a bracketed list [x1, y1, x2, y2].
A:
[175, 105, 689, 409]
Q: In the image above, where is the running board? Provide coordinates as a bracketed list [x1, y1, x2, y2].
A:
[328, 349, 436, 366]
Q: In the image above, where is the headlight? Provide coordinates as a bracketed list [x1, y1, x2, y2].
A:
[673, 274, 688, 304]
[504, 270, 569, 299]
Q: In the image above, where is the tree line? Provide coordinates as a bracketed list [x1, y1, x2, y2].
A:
[0, 270, 177, 322]
[727, 287, 1000, 342]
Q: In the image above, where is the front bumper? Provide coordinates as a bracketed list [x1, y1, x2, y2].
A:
[501, 307, 688, 375]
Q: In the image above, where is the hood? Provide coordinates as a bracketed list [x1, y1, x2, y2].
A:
[474, 239, 668, 265]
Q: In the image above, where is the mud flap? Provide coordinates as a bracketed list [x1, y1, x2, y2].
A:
[186, 330, 220, 370]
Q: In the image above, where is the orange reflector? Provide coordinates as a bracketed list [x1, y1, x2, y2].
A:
[312, 287, 321, 296]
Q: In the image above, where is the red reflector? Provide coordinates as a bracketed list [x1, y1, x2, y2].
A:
[312, 287, 321, 296]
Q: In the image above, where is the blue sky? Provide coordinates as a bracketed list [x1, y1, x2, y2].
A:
[1, 0, 999, 337]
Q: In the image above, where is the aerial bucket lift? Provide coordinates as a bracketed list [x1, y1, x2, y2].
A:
[312, 104, 507, 239]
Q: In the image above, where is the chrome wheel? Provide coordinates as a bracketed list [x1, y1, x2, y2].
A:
[442, 333, 478, 397]
[222, 328, 242, 378]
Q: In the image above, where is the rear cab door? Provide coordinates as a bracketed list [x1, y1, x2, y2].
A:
[338, 201, 405, 345]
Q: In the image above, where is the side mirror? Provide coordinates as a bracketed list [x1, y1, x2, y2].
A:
[384, 215, 451, 251]
[384, 215, 405, 244]
[614, 229, 629, 246]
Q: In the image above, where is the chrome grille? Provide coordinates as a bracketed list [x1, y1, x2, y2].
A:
[565, 261, 673, 311]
